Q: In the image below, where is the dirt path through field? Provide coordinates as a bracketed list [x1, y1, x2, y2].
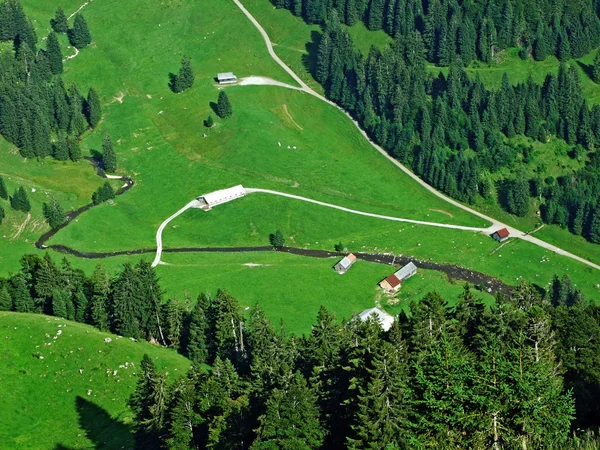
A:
[283, 105, 303, 130]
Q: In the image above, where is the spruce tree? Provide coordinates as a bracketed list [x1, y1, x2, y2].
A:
[0, 203, 4, 226]
[10, 186, 31, 213]
[42, 198, 66, 228]
[187, 294, 209, 363]
[178, 56, 194, 92]
[0, 176, 7, 199]
[73, 290, 88, 322]
[85, 88, 101, 128]
[46, 32, 63, 75]
[50, 7, 68, 33]
[89, 264, 110, 330]
[593, 51, 600, 84]
[53, 134, 69, 161]
[0, 286, 11, 311]
[102, 134, 116, 173]
[129, 354, 164, 448]
[204, 114, 214, 128]
[11, 274, 33, 312]
[68, 14, 92, 49]
[269, 229, 284, 248]
[69, 139, 82, 162]
[216, 91, 232, 118]
[52, 289, 69, 318]
[252, 371, 324, 449]
[588, 210, 600, 244]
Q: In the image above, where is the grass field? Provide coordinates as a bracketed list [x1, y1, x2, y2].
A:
[153, 251, 493, 335]
[0, 312, 189, 450]
[0, 141, 112, 273]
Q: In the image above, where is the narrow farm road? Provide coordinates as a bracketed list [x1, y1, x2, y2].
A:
[245, 188, 489, 232]
[151, 199, 202, 267]
[232, 0, 600, 273]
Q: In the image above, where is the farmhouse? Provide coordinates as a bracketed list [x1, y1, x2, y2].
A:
[334, 253, 356, 274]
[358, 307, 395, 331]
[199, 185, 245, 210]
[491, 228, 510, 243]
[217, 72, 237, 84]
[379, 262, 418, 293]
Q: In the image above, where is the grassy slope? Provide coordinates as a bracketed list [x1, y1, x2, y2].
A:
[13, 0, 484, 258]
[0, 143, 112, 272]
[0, 312, 189, 450]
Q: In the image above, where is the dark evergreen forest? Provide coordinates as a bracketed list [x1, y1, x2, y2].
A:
[2, 253, 600, 448]
[275, 0, 600, 64]
[0, 0, 100, 161]
[274, 1, 600, 243]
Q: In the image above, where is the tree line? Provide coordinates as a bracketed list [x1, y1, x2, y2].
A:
[0, 1, 100, 161]
[1, 253, 600, 448]
[313, 16, 600, 242]
[272, 0, 600, 65]
[127, 278, 600, 449]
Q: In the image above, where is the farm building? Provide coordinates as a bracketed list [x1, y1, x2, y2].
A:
[491, 228, 510, 243]
[358, 307, 395, 331]
[217, 72, 237, 84]
[199, 185, 245, 209]
[379, 262, 418, 293]
[334, 253, 356, 274]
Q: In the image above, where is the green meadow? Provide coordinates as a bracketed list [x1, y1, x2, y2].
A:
[0, 312, 189, 450]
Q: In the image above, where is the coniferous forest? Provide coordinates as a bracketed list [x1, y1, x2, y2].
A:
[0, 0, 100, 161]
[270, 0, 600, 243]
[1, 253, 600, 449]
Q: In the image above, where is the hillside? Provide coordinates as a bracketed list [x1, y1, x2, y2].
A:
[0, 312, 189, 449]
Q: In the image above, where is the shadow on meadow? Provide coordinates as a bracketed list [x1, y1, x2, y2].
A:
[54, 396, 133, 450]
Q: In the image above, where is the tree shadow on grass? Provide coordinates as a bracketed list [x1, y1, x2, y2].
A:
[54, 396, 133, 450]
[577, 61, 594, 81]
[209, 101, 219, 115]
[302, 30, 322, 81]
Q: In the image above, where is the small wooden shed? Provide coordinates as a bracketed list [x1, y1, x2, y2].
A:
[334, 253, 356, 274]
[217, 72, 237, 84]
[491, 228, 510, 243]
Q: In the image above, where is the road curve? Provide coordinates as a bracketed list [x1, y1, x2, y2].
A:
[151, 199, 201, 267]
[245, 188, 489, 232]
[232, 0, 600, 274]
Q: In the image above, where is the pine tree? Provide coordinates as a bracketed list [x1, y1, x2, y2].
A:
[92, 181, 115, 204]
[593, 51, 600, 84]
[204, 114, 214, 128]
[50, 7, 68, 33]
[102, 134, 116, 173]
[10, 186, 31, 213]
[187, 294, 209, 363]
[46, 32, 63, 75]
[166, 381, 199, 449]
[0, 176, 7, 199]
[216, 91, 233, 118]
[69, 139, 82, 162]
[68, 14, 91, 49]
[111, 263, 141, 338]
[252, 372, 324, 449]
[207, 289, 245, 364]
[42, 198, 66, 228]
[85, 87, 101, 128]
[0, 286, 11, 311]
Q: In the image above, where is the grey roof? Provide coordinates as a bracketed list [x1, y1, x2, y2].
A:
[337, 254, 356, 269]
[217, 72, 236, 79]
[394, 262, 417, 281]
[358, 307, 395, 331]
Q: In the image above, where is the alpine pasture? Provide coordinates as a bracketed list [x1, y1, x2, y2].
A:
[0, 312, 189, 449]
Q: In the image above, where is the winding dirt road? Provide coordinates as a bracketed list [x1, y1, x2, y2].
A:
[231, 0, 600, 273]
